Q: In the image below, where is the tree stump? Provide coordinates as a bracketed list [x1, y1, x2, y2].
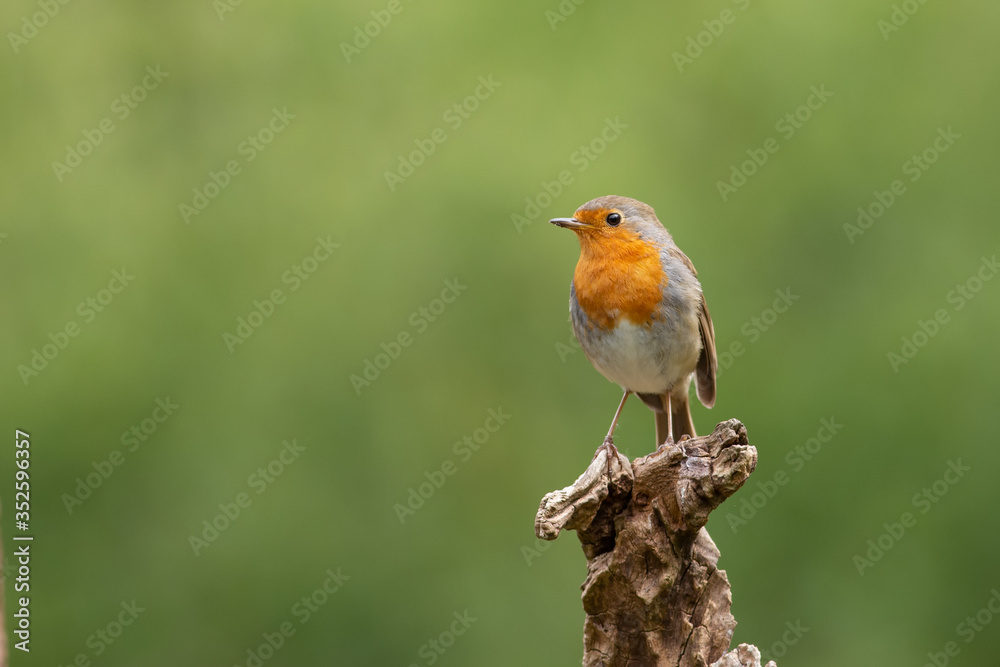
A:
[535, 419, 775, 667]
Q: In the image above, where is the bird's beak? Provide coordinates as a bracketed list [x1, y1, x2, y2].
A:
[550, 217, 588, 230]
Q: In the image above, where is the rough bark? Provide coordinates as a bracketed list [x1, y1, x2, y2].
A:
[535, 419, 775, 667]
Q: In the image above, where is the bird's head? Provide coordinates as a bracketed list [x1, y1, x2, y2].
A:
[550, 196, 668, 252]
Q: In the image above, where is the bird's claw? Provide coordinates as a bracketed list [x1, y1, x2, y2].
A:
[655, 435, 675, 454]
[594, 436, 620, 475]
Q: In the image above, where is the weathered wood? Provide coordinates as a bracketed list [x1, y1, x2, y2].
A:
[535, 419, 775, 667]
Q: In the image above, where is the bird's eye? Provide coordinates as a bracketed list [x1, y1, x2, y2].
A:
[606, 212, 621, 226]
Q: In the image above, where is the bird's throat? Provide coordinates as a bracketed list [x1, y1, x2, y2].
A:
[572, 231, 666, 329]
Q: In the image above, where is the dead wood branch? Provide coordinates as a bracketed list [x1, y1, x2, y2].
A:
[535, 419, 775, 667]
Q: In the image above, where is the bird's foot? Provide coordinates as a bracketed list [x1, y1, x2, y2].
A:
[655, 435, 675, 454]
[593, 436, 621, 475]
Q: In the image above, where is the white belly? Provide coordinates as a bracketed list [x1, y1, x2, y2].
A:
[576, 318, 700, 394]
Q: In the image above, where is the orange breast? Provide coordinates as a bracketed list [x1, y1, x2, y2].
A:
[573, 231, 666, 329]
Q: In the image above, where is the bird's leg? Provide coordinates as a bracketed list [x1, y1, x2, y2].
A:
[657, 394, 674, 452]
[595, 390, 630, 473]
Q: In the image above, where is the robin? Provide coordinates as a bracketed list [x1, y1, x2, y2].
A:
[550, 195, 717, 466]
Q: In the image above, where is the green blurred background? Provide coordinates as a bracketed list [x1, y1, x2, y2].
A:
[2, 0, 999, 665]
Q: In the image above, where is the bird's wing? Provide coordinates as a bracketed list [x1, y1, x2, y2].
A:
[667, 246, 717, 408]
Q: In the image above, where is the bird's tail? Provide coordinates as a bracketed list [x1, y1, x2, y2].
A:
[642, 389, 697, 446]
[653, 409, 671, 448]
[669, 391, 696, 443]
